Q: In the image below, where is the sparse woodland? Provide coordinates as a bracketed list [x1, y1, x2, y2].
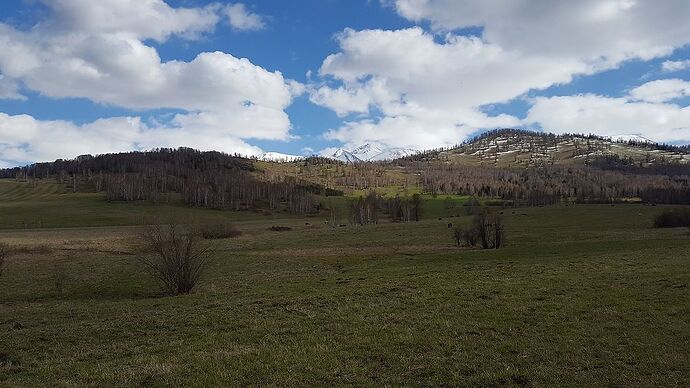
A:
[3, 130, 690, 217]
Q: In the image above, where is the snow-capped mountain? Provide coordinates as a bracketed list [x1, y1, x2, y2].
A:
[331, 149, 362, 163]
[329, 144, 419, 163]
[350, 144, 384, 161]
[372, 147, 419, 161]
[608, 134, 655, 144]
[259, 152, 304, 162]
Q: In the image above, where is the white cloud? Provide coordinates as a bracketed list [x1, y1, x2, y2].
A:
[43, 0, 220, 41]
[629, 79, 690, 103]
[0, 113, 262, 167]
[392, 0, 690, 67]
[310, 27, 587, 150]
[0, 0, 299, 164]
[309, 1, 690, 151]
[224, 3, 265, 31]
[662, 60, 690, 73]
[324, 105, 519, 150]
[525, 94, 690, 143]
[0, 74, 25, 100]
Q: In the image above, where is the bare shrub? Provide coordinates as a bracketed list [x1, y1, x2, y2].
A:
[268, 226, 292, 232]
[654, 208, 690, 228]
[195, 221, 241, 239]
[138, 223, 210, 295]
[452, 225, 464, 246]
[464, 227, 480, 247]
[0, 242, 9, 277]
[452, 225, 480, 247]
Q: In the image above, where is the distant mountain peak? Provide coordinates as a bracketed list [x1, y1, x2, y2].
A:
[331, 148, 362, 163]
[329, 144, 419, 163]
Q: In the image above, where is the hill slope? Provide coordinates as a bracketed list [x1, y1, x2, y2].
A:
[434, 129, 689, 167]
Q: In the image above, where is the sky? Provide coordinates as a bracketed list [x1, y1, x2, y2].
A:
[0, 0, 689, 167]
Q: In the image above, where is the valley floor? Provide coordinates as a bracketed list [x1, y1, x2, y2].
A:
[0, 181, 689, 386]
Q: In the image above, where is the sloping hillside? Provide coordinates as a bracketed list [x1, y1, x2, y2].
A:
[436, 129, 689, 167]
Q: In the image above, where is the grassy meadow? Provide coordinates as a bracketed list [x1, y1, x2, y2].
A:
[1, 179, 689, 386]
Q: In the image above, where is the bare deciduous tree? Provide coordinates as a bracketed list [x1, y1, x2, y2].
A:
[452, 224, 480, 247]
[474, 211, 505, 249]
[138, 222, 210, 295]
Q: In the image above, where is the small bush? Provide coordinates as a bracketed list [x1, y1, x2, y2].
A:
[196, 221, 241, 239]
[268, 226, 292, 232]
[138, 223, 210, 296]
[654, 208, 690, 228]
[0, 242, 9, 277]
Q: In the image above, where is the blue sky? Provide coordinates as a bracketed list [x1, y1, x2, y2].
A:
[0, 0, 689, 166]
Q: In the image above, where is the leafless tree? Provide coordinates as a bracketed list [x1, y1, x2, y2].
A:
[474, 211, 505, 249]
[138, 222, 210, 295]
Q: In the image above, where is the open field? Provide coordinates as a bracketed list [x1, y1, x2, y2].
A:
[1, 179, 689, 386]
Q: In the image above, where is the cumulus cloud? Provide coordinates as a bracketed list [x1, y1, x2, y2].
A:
[662, 60, 690, 73]
[0, 74, 25, 100]
[43, 0, 220, 41]
[0, 112, 263, 167]
[629, 79, 690, 103]
[0, 0, 298, 165]
[324, 109, 519, 151]
[392, 0, 690, 67]
[311, 27, 589, 150]
[525, 89, 690, 144]
[310, 1, 690, 151]
[224, 3, 265, 31]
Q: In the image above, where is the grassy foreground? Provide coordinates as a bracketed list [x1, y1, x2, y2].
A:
[1, 180, 689, 386]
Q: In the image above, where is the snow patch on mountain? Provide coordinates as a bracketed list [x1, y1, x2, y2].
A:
[331, 149, 362, 163]
[372, 147, 419, 161]
[608, 134, 655, 144]
[259, 152, 304, 162]
[350, 144, 384, 160]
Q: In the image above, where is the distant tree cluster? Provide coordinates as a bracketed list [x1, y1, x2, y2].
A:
[5, 148, 328, 215]
[337, 191, 423, 226]
[381, 194, 422, 222]
[452, 210, 505, 249]
[418, 163, 690, 205]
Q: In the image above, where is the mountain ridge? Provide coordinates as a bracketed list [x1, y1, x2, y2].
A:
[329, 144, 419, 163]
[429, 129, 689, 167]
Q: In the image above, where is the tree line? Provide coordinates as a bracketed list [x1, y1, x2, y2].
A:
[417, 163, 690, 205]
[4, 148, 330, 215]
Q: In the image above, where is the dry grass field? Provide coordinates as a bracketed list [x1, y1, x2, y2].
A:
[1, 179, 689, 386]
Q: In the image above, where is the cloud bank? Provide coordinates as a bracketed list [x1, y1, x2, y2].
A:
[0, 0, 295, 166]
[310, 0, 690, 150]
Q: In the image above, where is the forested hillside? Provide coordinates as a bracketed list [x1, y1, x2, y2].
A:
[2, 130, 690, 208]
[1, 148, 331, 215]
